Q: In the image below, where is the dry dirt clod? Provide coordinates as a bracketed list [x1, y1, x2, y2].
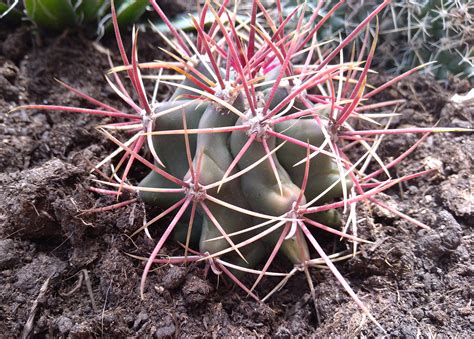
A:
[161, 266, 187, 290]
[0, 158, 83, 239]
[182, 275, 213, 305]
[0, 239, 19, 270]
[439, 171, 473, 222]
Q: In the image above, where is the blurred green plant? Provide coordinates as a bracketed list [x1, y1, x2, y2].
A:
[323, 0, 473, 81]
[24, 0, 79, 30]
[0, 0, 149, 34]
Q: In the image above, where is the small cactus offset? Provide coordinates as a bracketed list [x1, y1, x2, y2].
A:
[321, 0, 473, 80]
[15, 0, 471, 331]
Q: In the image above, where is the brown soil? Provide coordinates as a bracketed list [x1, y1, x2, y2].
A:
[0, 23, 472, 338]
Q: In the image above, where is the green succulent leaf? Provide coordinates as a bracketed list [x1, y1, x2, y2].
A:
[23, 0, 148, 33]
[75, 0, 107, 23]
[115, 0, 148, 25]
[103, 0, 148, 32]
[24, 0, 77, 31]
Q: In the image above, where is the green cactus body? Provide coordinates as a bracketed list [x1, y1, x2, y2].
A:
[275, 119, 353, 203]
[171, 216, 203, 249]
[261, 66, 307, 113]
[308, 209, 342, 229]
[230, 125, 302, 219]
[230, 119, 310, 264]
[152, 100, 207, 178]
[138, 100, 207, 209]
[190, 99, 257, 257]
[138, 56, 350, 267]
[171, 61, 219, 100]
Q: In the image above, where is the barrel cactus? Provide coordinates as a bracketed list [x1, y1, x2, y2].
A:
[15, 0, 470, 332]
